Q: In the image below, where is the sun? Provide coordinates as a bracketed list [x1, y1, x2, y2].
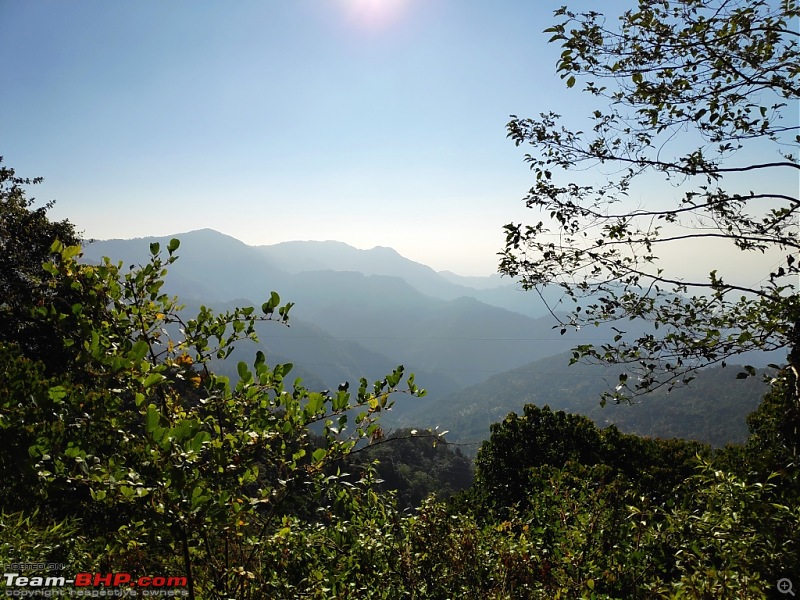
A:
[340, 0, 408, 30]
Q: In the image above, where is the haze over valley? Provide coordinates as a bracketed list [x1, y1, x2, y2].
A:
[82, 228, 773, 451]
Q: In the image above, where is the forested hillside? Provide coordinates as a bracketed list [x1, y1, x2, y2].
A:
[414, 352, 773, 452]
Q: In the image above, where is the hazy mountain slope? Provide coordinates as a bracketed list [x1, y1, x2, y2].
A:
[283, 272, 587, 387]
[174, 298, 461, 421]
[471, 284, 572, 320]
[246, 312, 461, 418]
[437, 271, 506, 290]
[257, 240, 482, 301]
[436, 271, 569, 319]
[258, 240, 555, 319]
[410, 352, 771, 452]
[80, 229, 770, 444]
[83, 229, 290, 305]
[81, 230, 651, 392]
[86, 229, 557, 323]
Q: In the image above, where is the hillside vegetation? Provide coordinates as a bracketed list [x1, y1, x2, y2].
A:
[414, 352, 772, 452]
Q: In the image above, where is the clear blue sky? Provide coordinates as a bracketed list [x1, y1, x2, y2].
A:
[0, 0, 597, 275]
[1, 0, 793, 281]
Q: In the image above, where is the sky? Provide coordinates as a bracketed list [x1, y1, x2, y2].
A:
[1, 0, 796, 279]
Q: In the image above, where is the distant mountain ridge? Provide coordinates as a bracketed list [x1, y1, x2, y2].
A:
[81, 229, 774, 446]
[438, 270, 506, 290]
[255, 238, 563, 319]
[257, 240, 478, 301]
[81, 229, 573, 396]
[87, 229, 292, 305]
[88, 229, 555, 316]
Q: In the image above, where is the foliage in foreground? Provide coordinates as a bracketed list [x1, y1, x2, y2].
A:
[0, 220, 427, 598]
[461, 395, 799, 599]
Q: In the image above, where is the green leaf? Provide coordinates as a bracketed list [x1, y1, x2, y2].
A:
[167, 238, 180, 253]
[170, 420, 194, 443]
[278, 302, 294, 321]
[191, 486, 209, 509]
[48, 386, 68, 402]
[333, 391, 349, 412]
[306, 393, 324, 415]
[145, 404, 161, 433]
[237, 361, 249, 380]
[312, 448, 327, 463]
[566, 75, 576, 88]
[64, 445, 82, 459]
[189, 431, 210, 452]
[262, 291, 281, 315]
[130, 340, 149, 362]
[149, 242, 160, 256]
[62, 245, 82, 260]
[142, 372, 164, 389]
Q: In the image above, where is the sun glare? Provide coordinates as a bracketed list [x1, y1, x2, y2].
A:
[341, 0, 408, 30]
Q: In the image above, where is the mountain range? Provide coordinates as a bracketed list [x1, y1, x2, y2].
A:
[81, 228, 778, 446]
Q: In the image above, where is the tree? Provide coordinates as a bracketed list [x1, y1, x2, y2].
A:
[472, 404, 706, 513]
[0, 157, 84, 371]
[736, 365, 800, 494]
[499, 1, 799, 405]
[346, 428, 474, 510]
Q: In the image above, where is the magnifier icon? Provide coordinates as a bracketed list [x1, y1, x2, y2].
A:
[778, 578, 795, 596]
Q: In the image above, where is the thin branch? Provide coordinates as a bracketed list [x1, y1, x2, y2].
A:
[595, 232, 800, 249]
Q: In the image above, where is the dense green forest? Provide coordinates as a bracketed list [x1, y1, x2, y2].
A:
[3, 0, 799, 598]
[413, 353, 774, 452]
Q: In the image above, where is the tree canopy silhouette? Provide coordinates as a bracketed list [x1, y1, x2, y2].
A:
[500, 0, 799, 404]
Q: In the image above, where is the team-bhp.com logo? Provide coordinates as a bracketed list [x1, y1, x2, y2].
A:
[3, 572, 188, 597]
